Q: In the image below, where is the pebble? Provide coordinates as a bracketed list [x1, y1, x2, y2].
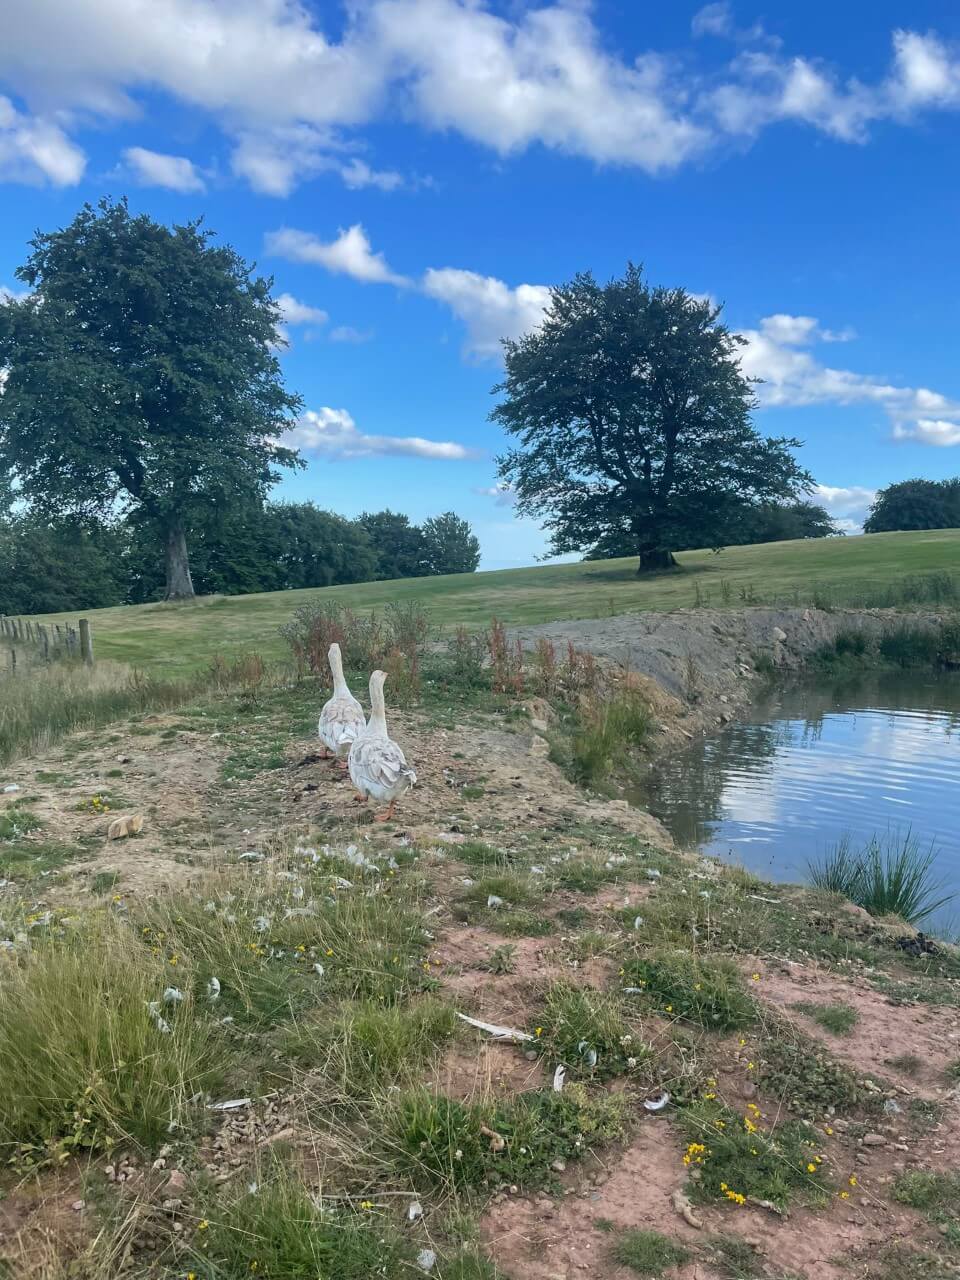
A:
[71, 1200, 85, 1212]
[862, 1133, 886, 1146]
[550, 1158, 567, 1173]
[165, 1169, 188, 1193]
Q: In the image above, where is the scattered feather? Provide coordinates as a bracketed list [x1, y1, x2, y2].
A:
[207, 977, 221, 1002]
[162, 987, 184, 1005]
[486, 894, 504, 909]
[552, 1065, 566, 1093]
[208, 1098, 252, 1111]
[456, 1013, 533, 1042]
[644, 1091, 671, 1112]
[407, 1201, 423, 1223]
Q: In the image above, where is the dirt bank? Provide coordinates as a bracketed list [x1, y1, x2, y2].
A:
[512, 605, 954, 746]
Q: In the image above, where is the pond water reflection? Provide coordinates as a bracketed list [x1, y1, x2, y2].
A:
[634, 671, 960, 925]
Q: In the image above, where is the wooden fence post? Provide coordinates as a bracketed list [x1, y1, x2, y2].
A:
[79, 619, 94, 666]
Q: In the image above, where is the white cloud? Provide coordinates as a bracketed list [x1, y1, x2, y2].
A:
[0, 95, 85, 185]
[474, 483, 517, 507]
[265, 224, 410, 286]
[329, 325, 374, 344]
[280, 407, 475, 460]
[692, 4, 733, 38]
[741, 314, 960, 446]
[759, 314, 855, 345]
[3, 6, 960, 188]
[339, 157, 404, 191]
[365, 0, 706, 172]
[0, 283, 31, 304]
[894, 418, 960, 447]
[122, 145, 205, 191]
[813, 484, 878, 515]
[422, 268, 551, 358]
[275, 292, 328, 327]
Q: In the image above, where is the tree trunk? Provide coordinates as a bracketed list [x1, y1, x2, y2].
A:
[636, 547, 679, 574]
[164, 520, 195, 601]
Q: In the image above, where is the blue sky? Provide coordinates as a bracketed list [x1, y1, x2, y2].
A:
[2, 1, 960, 568]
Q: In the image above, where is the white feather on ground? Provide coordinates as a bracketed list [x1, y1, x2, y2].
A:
[348, 669, 416, 817]
[318, 643, 366, 758]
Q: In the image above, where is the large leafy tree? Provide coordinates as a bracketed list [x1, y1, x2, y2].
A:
[357, 509, 426, 579]
[864, 478, 960, 533]
[0, 514, 130, 616]
[493, 265, 812, 571]
[421, 511, 481, 575]
[0, 199, 302, 599]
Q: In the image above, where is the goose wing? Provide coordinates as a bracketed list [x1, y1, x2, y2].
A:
[350, 736, 416, 792]
[319, 695, 366, 751]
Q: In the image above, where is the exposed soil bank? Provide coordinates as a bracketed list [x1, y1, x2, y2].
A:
[512, 606, 956, 747]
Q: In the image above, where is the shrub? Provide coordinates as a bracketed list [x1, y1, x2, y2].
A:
[624, 951, 756, 1031]
[0, 918, 226, 1156]
[279, 600, 429, 683]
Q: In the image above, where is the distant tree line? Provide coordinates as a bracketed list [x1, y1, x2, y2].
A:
[0, 503, 481, 617]
[864, 478, 960, 533]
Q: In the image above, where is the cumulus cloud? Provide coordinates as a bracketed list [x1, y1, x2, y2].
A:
[741, 314, 960, 446]
[122, 145, 205, 191]
[10, 2, 960, 192]
[265, 224, 410, 286]
[0, 95, 85, 185]
[692, 4, 734, 38]
[0, 283, 31, 304]
[894, 418, 960, 447]
[813, 483, 878, 514]
[275, 293, 328, 327]
[421, 268, 551, 358]
[280, 407, 475, 461]
[339, 157, 404, 191]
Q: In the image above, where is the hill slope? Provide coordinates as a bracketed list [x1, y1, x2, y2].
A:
[20, 529, 960, 673]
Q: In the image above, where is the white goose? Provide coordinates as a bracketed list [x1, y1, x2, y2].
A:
[348, 670, 416, 820]
[318, 643, 366, 766]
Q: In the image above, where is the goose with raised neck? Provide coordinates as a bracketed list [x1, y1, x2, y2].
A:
[348, 670, 416, 820]
[318, 643, 366, 763]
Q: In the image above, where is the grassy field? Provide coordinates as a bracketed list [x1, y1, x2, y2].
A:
[17, 529, 960, 674]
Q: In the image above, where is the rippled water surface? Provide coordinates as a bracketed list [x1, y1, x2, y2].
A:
[635, 671, 960, 921]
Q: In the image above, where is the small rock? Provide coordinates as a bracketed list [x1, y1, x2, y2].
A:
[550, 1158, 567, 1173]
[528, 735, 551, 759]
[524, 1050, 539, 1061]
[107, 813, 144, 840]
[862, 1133, 886, 1147]
[71, 1200, 85, 1212]
[165, 1169, 188, 1194]
[739, 1081, 758, 1100]
[772, 627, 787, 642]
[161, 1199, 183, 1213]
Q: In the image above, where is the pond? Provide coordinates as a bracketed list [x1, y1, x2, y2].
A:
[634, 670, 960, 929]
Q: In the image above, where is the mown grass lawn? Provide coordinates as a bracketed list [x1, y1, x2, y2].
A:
[19, 529, 960, 674]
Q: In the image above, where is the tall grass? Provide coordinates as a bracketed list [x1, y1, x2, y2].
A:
[568, 685, 652, 783]
[808, 831, 953, 926]
[0, 916, 227, 1157]
[0, 655, 267, 764]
